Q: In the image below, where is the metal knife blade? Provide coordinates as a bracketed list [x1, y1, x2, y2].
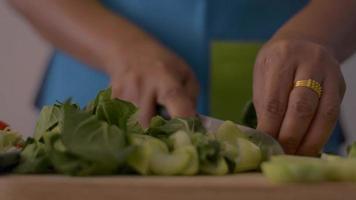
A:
[199, 114, 284, 160]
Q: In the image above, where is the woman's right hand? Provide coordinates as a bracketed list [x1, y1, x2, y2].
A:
[105, 37, 199, 126]
[8, 0, 199, 126]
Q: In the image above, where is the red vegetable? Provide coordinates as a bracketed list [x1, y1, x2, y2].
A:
[0, 120, 9, 130]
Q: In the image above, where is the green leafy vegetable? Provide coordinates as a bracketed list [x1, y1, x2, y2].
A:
[0, 152, 20, 173]
[15, 138, 51, 173]
[216, 120, 247, 141]
[88, 88, 143, 134]
[147, 117, 205, 139]
[0, 129, 23, 153]
[200, 156, 228, 175]
[60, 104, 129, 174]
[33, 104, 63, 140]
[262, 155, 356, 183]
[12, 87, 356, 180]
[348, 142, 356, 158]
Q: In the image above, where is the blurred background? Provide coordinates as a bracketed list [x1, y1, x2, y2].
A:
[1, 1, 356, 147]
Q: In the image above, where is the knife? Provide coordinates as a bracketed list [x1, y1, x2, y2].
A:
[156, 106, 284, 160]
[199, 114, 284, 160]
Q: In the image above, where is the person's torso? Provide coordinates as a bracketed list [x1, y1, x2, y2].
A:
[36, 0, 308, 114]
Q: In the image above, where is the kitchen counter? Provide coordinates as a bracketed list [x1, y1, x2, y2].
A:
[1, 173, 356, 200]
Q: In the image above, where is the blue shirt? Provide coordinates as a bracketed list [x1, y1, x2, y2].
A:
[36, 0, 308, 114]
[36, 0, 344, 154]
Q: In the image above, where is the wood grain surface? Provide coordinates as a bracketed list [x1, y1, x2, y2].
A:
[1, 173, 356, 200]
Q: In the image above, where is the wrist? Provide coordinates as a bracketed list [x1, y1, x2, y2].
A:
[269, 32, 338, 62]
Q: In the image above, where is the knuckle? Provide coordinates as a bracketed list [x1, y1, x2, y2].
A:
[311, 44, 325, 58]
[304, 43, 338, 67]
[279, 135, 300, 154]
[291, 97, 315, 118]
[126, 72, 141, 84]
[262, 99, 286, 119]
[321, 104, 340, 122]
[271, 39, 294, 58]
[256, 40, 296, 72]
[154, 60, 170, 72]
[159, 86, 185, 103]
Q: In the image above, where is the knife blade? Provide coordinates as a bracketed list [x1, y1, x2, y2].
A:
[199, 115, 284, 160]
[156, 105, 284, 159]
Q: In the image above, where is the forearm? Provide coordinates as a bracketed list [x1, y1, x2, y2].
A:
[8, 0, 151, 72]
[272, 0, 356, 62]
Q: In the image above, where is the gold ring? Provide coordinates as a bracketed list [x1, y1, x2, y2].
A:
[295, 79, 322, 98]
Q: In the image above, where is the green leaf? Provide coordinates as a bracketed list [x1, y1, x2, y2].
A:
[149, 116, 166, 128]
[200, 157, 229, 175]
[219, 138, 261, 173]
[233, 138, 261, 172]
[0, 152, 20, 173]
[92, 88, 143, 134]
[34, 105, 62, 140]
[179, 146, 199, 175]
[49, 137, 128, 176]
[347, 142, 356, 158]
[0, 130, 24, 153]
[60, 104, 129, 173]
[149, 146, 197, 175]
[216, 121, 247, 142]
[84, 87, 112, 114]
[44, 131, 126, 176]
[15, 139, 51, 173]
[147, 117, 206, 139]
[96, 99, 137, 129]
[34, 101, 79, 140]
[245, 129, 284, 161]
[127, 134, 168, 175]
[189, 131, 221, 163]
[261, 155, 331, 183]
[168, 130, 192, 149]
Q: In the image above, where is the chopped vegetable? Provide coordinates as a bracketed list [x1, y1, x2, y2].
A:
[4, 87, 356, 182]
[348, 142, 356, 158]
[0, 128, 24, 153]
[0, 88, 283, 176]
[262, 154, 356, 183]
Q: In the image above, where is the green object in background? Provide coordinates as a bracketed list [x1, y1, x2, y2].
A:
[211, 41, 262, 123]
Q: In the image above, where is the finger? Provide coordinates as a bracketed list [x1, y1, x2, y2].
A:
[138, 87, 156, 127]
[111, 81, 124, 99]
[112, 74, 141, 106]
[255, 60, 295, 138]
[278, 66, 323, 154]
[157, 83, 196, 118]
[296, 74, 342, 156]
[184, 72, 199, 107]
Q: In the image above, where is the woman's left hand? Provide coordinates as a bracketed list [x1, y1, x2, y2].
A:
[253, 38, 346, 156]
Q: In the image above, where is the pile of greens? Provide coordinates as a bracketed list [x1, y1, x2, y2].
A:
[2, 88, 355, 182]
[0, 88, 282, 176]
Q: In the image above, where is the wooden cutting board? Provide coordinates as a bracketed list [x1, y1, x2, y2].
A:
[1, 173, 356, 200]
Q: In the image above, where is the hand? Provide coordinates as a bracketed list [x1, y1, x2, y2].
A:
[104, 36, 199, 127]
[253, 39, 346, 156]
